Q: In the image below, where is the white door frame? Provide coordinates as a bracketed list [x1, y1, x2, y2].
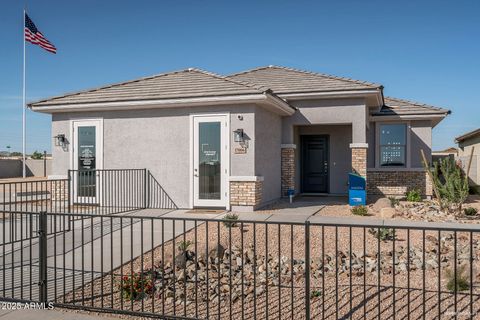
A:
[71, 119, 104, 204]
[190, 114, 230, 208]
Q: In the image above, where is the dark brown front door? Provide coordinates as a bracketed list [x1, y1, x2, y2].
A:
[301, 135, 329, 193]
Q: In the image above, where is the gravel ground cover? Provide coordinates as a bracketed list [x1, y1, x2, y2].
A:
[61, 216, 480, 319]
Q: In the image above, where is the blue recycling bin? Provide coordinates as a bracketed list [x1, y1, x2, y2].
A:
[348, 173, 366, 206]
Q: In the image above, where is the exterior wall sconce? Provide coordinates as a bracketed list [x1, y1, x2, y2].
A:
[233, 129, 245, 143]
[54, 134, 66, 147]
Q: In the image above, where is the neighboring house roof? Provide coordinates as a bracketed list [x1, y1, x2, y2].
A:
[29, 68, 270, 107]
[228, 65, 382, 94]
[455, 128, 480, 143]
[373, 97, 450, 116]
[432, 147, 458, 155]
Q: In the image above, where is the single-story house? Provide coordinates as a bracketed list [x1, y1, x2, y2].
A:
[432, 147, 458, 163]
[455, 128, 480, 187]
[29, 66, 450, 211]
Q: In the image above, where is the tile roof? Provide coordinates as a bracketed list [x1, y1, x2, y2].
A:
[228, 65, 382, 94]
[29, 68, 270, 107]
[374, 97, 450, 116]
[455, 128, 480, 143]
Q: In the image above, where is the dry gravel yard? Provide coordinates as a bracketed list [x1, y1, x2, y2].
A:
[61, 210, 480, 319]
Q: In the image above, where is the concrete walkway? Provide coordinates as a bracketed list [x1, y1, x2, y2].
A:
[0, 308, 124, 320]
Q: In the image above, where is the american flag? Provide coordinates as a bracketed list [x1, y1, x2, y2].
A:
[25, 13, 57, 54]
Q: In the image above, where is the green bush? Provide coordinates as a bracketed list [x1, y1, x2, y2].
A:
[464, 207, 478, 216]
[406, 189, 422, 202]
[310, 290, 322, 298]
[446, 266, 470, 292]
[368, 228, 396, 241]
[431, 157, 469, 214]
[222, 213, 239, 228]
[351, 205, 368, 216]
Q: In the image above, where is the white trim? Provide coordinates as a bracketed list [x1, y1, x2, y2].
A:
[191, 113, 230, 208]
[31, 94, 295, 116]
[370, 114, 447, 121]
[349, 143, 368, 148]
[70, 118, 104, 204]
[278, 89, 382, 100]
[48, 175, 68, 180]
[281, 144, 297, 149]
[229, 176, 264, 182]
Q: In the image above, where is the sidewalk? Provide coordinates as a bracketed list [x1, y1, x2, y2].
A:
[0, 308, 123, 320]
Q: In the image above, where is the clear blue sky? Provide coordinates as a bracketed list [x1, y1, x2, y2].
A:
[1, 0, 478, 153]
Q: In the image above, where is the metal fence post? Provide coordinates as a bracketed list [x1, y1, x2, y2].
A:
[38, 211, 48, 304]
[43, 150, 47, 177]
[305, 220, 311, 320]
[143, 168, 148, 209]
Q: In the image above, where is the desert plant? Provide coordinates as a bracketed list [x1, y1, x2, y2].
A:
[119, 272, 155, 300]
[406, 189, 422, 202]
[369, 227, 395, 241]
[177, 240, 193, 252]
[464, 207, 478, 216]
[431, 157, 469, 214]
[310, 290, 322, 298]
[445, 265, 470, 292]
[351, 205, 368, 216]
[388, 196, 400, 207]
[222, 213, 239, 228]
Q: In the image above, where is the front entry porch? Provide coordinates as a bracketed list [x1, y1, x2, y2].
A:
[281, 124, 366, 197]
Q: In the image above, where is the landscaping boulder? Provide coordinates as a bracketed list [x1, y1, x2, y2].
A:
[380, 207, 396, 219]
[373, 197, 392, 212]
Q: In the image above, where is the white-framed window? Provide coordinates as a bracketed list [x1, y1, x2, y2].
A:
[379, 123, 407, 167]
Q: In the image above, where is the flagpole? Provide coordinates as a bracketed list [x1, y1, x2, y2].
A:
[22, 8, 26, 178]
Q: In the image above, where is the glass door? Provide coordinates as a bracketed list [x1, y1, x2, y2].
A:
[73, 120, 103, 204]
[193, 115, 228, 207]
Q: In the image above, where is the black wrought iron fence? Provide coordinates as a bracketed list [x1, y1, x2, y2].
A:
[1, 210, 479, 319]
[0, 169, 177, 216]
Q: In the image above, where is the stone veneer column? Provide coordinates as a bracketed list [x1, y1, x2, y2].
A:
[281, 144, 296, 197]
[350, 143, 368, 177]
[229, 177, 263, 211]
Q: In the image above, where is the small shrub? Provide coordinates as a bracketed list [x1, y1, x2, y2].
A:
[388, 196, 400, 207]
[464, 207, 478, 216]
[310, 290, 322, 298]
[406, 189, 422, 202]
[369, 228, 395, 241]
[119, 272, 155, 300]
[445, 265, 470, 292]
[222, 213, 239, 228]
[178, 240, 193, 252]
[351, 205, 368, 216]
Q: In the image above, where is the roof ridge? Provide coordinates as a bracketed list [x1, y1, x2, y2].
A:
[28, 68, 194, 105]
[230, 65, 382, 88]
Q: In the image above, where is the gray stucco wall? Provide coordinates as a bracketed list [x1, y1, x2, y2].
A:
[294, 125, 352, 194]
[0, 159, 52, 178]
[282, 98, 367, 144]
[51, 104, 259, 209]
[254, 106, 282, 204]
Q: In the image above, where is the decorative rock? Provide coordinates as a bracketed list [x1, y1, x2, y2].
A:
[380, 207, 396, 219]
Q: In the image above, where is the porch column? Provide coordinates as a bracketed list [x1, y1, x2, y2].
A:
[281, 144, 296, 196]
[350, 143, 368, 177]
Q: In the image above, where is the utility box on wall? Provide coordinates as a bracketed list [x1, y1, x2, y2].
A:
[348, 173, 366, 206]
